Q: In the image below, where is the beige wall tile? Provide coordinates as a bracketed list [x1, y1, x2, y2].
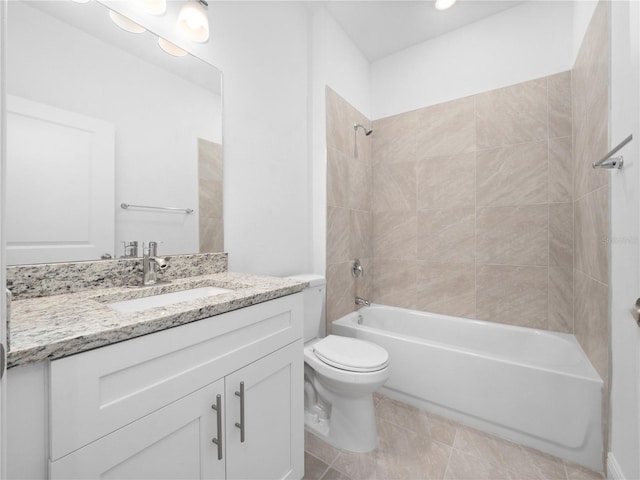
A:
[573, 91, 609, 200]
[327, 207, 350, 265]
[347, 158, 371, 211]
[326, 262, 356, 326]
[372, 161, 416, 212]
[417, 152, 475, 210]
[372, 110, 417, 165]
[199, 216, 223, 253]
[548, 136, 573, 203]
[476, 265, 548, 329]
[574, 270, 609, 382]
[575, 186, 609, 284]
[549, 266, 573, 333]
[372, 259, 417, 309]
[549, 202, 574, 267]
[326, 87, 351, 156]
[476, 205, 548, 266]
[373, 212, 417, 260]
[416, 96, 476, 157]
[327, 147, 349, 208]
[417, 262, 476, 317]
[417, 208, 475, 263]
[476, 77, 547, 149]
[476, 140, 548, 207]
[548, 71, 572, 138]
[349, 210, 372, 259]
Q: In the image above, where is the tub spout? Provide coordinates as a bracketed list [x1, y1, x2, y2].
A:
[355, 296, 370, 307]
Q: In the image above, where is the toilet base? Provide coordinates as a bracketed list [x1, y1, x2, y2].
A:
[304, 390, 378, 453]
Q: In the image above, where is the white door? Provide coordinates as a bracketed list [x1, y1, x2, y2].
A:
[225, 342, 303, 480]
[6, 95, 115, 265]
[608, 1, 640, 478]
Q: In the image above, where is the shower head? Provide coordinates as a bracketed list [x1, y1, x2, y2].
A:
[354, 124, 373, 136]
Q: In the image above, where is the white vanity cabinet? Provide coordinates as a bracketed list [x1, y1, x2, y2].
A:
[8, 293, 304, 480]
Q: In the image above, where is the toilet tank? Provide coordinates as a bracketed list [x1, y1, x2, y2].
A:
[286, 274, 326, 342]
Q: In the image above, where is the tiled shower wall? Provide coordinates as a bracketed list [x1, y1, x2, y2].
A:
[572, 0, 610, 385]
[325, 87, 373, 332]
[367, 72, 574, 333]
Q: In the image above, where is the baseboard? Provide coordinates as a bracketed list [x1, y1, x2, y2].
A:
[607, 453, 626, 480]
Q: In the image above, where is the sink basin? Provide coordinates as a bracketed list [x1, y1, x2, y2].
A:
[107, 286, 233, 313]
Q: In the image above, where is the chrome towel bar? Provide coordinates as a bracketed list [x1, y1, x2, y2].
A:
[120, 203, 194, 214]
[592, 134, 633, 169]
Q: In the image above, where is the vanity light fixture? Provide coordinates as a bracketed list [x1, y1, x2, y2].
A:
[70, 0, 91, 3]
[137, 0, 167, 16]
[158, 37, 188, 57]
[109, 10, 146, 34]
[177, 0, 210, 43]
[434, 0, 457, 10]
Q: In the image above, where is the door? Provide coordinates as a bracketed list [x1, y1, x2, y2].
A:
[49, 380, 226, 480]
[5, 95, 115, 264]
[609, 0, 640, 478]
[225, 341, 303, 480]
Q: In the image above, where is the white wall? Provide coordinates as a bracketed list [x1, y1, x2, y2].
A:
[609, 1, 640, 478]
[309, 5, 372, 275]
[7, 2, 220, 258]
[370, 1, 576, 119]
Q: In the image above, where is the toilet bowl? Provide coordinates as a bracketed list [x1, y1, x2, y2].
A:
[287, 274, 391, 453]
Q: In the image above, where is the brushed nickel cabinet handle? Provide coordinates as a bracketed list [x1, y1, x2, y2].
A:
[211, 394, 223, 460]
[235, 381, 245, 443]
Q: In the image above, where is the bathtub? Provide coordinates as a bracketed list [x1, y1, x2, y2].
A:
[332, 304, 603, 471]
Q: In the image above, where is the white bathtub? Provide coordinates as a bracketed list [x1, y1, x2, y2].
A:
[332, 304, 603, 471]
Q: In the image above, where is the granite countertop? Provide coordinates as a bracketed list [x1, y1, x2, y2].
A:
[8, 272, 306, 368]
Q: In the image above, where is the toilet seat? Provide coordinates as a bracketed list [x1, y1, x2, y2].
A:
[312, 335, 389, 372]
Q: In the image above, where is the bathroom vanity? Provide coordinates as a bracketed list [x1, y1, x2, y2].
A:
[6, 254, 305, 480]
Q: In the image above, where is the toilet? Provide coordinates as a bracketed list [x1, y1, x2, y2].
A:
[288, 274, 391, 453]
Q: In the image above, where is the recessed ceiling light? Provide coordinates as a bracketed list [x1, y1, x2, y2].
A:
[435, 0, 457, 11]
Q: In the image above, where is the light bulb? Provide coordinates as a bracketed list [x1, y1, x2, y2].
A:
[177, 1, 210, 43]
[158, 37, 188, 57]
[137, 0, 166, 15]
[434, 0, 456, 10]
[109, 10, 146, 34]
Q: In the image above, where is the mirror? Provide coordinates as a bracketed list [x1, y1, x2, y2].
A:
[5, 0, 223, 265]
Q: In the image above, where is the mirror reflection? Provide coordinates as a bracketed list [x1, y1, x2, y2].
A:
[6, 0, 223, 266]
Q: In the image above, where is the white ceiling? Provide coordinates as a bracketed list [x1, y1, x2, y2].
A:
[325, 0, 525, 61]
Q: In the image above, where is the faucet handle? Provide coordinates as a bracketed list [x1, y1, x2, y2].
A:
[121, 241, 139, 258]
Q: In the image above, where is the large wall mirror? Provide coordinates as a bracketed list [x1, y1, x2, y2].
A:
[5, 0, 223, 265]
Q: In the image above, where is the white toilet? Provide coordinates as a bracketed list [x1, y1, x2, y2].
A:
[288, 274, 391, 453]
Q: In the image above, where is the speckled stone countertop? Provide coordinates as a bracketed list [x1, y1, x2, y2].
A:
[8, 272, 306, 368]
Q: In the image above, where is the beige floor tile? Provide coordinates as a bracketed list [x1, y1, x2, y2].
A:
[320, 467, 353, 480]
[445, 448, 511, 480]
[564, 462, 604, 479]
[375, 396, 457, 446]
[305, 430, 341, 465]
[304, 452, 331, 480]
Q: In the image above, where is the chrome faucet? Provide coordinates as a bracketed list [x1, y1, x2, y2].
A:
[142, 241, 169, 286]
[355, 296, 370, 307]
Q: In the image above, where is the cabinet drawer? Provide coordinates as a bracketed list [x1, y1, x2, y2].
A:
[49, 293, 303, 461]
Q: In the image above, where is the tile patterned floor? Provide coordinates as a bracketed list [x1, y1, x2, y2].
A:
[303, 395, 604, 480]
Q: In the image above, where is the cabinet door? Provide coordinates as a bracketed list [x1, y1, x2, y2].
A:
[225, 341, 303, 480]
[50, 380, 226, 480]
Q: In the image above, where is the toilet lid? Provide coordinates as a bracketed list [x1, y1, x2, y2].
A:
[313, 335, 389, 372]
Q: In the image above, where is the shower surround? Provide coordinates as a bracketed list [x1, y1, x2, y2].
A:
[325, 0, 610, 389]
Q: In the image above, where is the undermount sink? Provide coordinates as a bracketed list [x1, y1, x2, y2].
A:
[107, 286, 233, 313]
